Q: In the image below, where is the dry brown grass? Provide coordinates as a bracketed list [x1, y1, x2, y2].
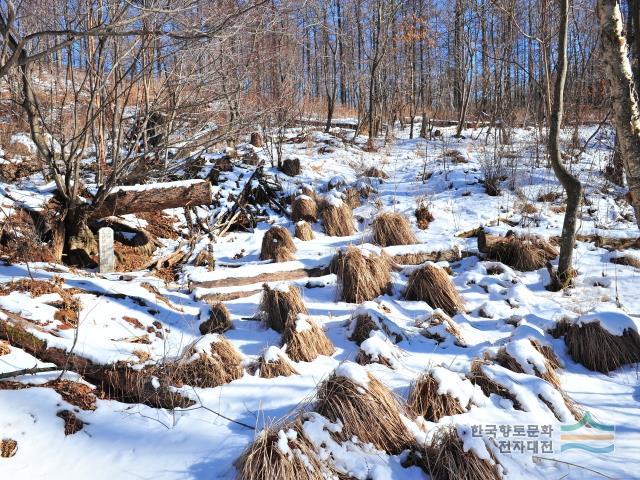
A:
[349, 314, 379, 345]
[444, 149, 469, 164]
[330, 246, 392, 303]
[494, 339, 561, 389]
[282, 315, 335, 362]
[260, 284, 308, 333]
[478, 230, 558, 272]
[343, 188, 362, 209]
[260, 226, 297, 263]
[236, 418, 332, 480]
[412, 425, 501, 480]
[363, 166, 389, 179]
[0, 438, 18, 458]
[280, 158, 301, 176]
[610, 254, 640, 269]
[355, 345, 396, 369]
[371, 211, 418, 247]
[319, 198, 355, 236]
[199, 302, 232, 334]
[57, 410, 85, 435]
[169, 336, 244, 388]
[314, 366, 415, 454]
[549, 319, 640, 373]
[408, 372, 465, 421]
[0, 340, 9, 356]
[418, 310, 465, 346]
[415, 203, 434, 230]
[291, 195, 318, 223]
[404, 264, 465, 316]
[468, 359, 522, 410]
[294, 221, 314, 241]
[254, 347, 298, 378]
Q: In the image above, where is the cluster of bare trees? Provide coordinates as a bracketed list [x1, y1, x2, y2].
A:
[1, 0, 640, 283]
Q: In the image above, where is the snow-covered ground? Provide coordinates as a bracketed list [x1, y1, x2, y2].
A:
[1, 124, 639, 479]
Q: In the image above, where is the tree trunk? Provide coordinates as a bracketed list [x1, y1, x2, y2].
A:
[548, 0, 582, 289]
[597, 0, 640, 228]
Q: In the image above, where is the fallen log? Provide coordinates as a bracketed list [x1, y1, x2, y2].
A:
[91, 179, 212, 219]
[0, 309, 194, 409]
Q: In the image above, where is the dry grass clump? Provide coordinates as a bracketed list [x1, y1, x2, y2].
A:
[330, 246, 392, 303]
[254, 347, 298, 378]
[404, 264, 465, 316]
[280, 158, 301, 176]
[610, 254, 640, 269]
[407, 372, 465, 421]
[294, 221, 315, 241]
[291, 195, 318, 223]
[412, 425, 501, 480]
[415, 203, 434, 230]
[549, 319, 640, 373]
[170, 336, 244, 388]
[444, 149, 469, 164]
[418, 310, 465, 346]
[57, 410, 85, 435]
[349, 314, 379, 345]
[235, 418, 331, 480]
[468, 359, 522, 410]
[193, 245, 215, 270]
[260, 226, 297, 263]
[314, 366, 415, 454]
[371, 211, 418, 247]
[0, 340, 10, 356]
[281, 315, 335, 362]
[319, 197, 355, 236]
[199, 302, 232, 334]
[478, 230, 558, 271]
[0, 438, 18, 458]
[494, 339, 561, 389]
[343, 187, 361, 209]
[363, 166, 389, 179]
[259, 284, 308, 333]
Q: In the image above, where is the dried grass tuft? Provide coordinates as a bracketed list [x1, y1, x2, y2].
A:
[494, 339, 561, 389]
[407, 372, 465, 421]
[610, 254, 640, 269]
[343, 187, 361, 209]
[319, 198, 355, 236]
[330, 246, 392, 303]
[254, 347, 298, 378]
[412, 425, 501, 480]
[294, 221, 315, 241]
[282, 315, 335, 362]
[259, 284, 308, 333]
[169, 336, 244, 388]
[404, 264, 465, 316]
[415, 203, 434, 230]
[199, 302, 233, 334]
[550, 319, 640, 373]
[0, 340, 10, 356]
[260, 226, 297, 263]
[291, 195, 318, 223]
[349, 314, 379, 345]
[0, 438, 18, 458]
[478, 230, 558, 271]
[314, 367, 415, 454]
[468, 359, 522, 410]
[363, 166, 389, 179]
[235, 418, 330, 480]
[371, 211, 418, 247]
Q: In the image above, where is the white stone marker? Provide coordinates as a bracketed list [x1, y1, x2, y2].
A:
[98, 227, 115, 273]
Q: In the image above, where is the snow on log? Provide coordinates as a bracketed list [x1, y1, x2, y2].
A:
[91, 179, 212, 219]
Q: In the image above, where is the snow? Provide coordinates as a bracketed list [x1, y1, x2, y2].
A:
[577, 310, 639, 336]
[360, 331, 400, 368]
[334, 362, 370, 388]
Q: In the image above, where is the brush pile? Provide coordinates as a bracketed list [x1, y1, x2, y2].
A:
[260, 226, 297, 263]
[404, 263, 465, 316]
[371, 211, 418, 247]
[330, 246, 392, 303]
